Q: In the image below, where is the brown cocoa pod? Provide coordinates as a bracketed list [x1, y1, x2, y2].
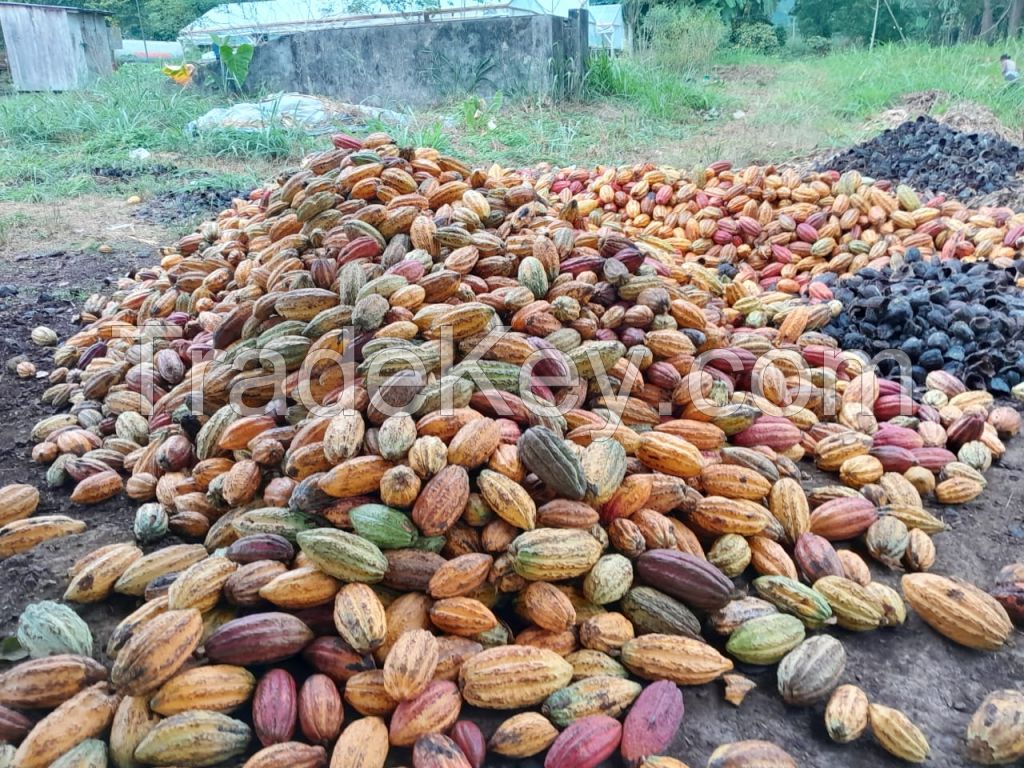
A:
[205, 613, 314, 665]
[636, 549, 734, 610]
[302, 637, 375, 683]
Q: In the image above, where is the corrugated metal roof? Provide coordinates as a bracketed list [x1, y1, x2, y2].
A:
[179, 0, 584, 43]
[0, 2, 111, 15]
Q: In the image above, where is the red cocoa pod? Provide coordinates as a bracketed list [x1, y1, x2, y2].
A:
[873, 394, 916, 420]
[871, 425, 923, 450]
[808, 282, 833, 301]
[911, 447, 957, 472]
[205, 613, 314, 665]
[795, 222, 817, 242]
[544, 714, 622, 768]
[301, 637, 376, 683]
[451, 720, 486, 768]
[156, 434, 194, 471]
[389, 680, 462, 747]
[636, 549, 734, 610]
[946, 411, 985, 447]
[869, 446, 918, 473]
[254, 669, 297, 747]
[876, 379, 906, 396]
[413, 734, 471, 768]
[0, 703, 31, 743]
[808, 497, 878, 541]
[299, 673, 343, 745]
[620, 680, 684, 765]
[225, 534, 295, 564]
[732, 419, 802, 452]
[794, 533, 845, 583]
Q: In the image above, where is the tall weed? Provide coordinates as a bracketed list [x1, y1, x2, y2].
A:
[643, 4, 728, 75]
[586, 54, 719, 117]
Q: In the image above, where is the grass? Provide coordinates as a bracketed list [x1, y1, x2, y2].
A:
[0, 213, 31, 248]
[720, 41, 1024, 153]
[0, 65, 319, 203]
[585, 53, 722, 118]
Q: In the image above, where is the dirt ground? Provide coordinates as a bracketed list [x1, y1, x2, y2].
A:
[0, 244, 1021, 768]
[0, 186, 245, 258]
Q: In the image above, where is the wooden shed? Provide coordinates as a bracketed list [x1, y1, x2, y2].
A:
[0, 2, 118, 91]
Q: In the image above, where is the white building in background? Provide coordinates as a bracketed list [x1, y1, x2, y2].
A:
[179, 0, 627, 51]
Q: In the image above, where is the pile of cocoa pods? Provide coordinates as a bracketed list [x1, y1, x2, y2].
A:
[1, 133, 1023, 768]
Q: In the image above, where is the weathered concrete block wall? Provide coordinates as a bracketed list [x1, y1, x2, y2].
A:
[246, 13, 588, 108]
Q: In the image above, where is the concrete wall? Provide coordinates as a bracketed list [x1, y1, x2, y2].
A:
[246, 12, 588, 108]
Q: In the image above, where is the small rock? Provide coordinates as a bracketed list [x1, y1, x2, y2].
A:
[0, 284, 18, 298]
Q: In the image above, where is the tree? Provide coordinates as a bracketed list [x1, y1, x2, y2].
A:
[1009, 0, 1023, 38]
[793, 0, 1024, 43]
[982, 0, 994, 39]
[620, 0, 779, 43]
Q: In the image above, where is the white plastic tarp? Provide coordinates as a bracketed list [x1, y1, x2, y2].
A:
[184, 92, 407, 135]
[587, 3, 625, 50]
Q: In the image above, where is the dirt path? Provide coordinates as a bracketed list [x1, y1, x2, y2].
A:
[0, 185, 248, 259]
[0, 246, 1021, 767]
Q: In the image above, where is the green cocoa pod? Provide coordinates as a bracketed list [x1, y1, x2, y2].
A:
[753, 576, 835, 630]
[349, 504, 419, 549]
[297, 528, 388, 583]
[620, 586, 702, 640]
[17, 600, 93, 658]
[725, 613, 805, 665]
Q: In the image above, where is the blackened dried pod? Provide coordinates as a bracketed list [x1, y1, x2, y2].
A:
[990, 582, 1024, 625]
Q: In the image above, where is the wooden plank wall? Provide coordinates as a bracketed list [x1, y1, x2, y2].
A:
[0, 4, 113, 91]
[73, 12, 116, 84]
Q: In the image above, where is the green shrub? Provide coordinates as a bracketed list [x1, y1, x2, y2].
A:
[786, 33, 831, 57]
[803, 35, 832, 55]
[733, 21, 781, 54]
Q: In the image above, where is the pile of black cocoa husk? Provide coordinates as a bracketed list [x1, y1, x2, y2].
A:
[821, 116, 1024, 201]
[817, 249, 1024, 393]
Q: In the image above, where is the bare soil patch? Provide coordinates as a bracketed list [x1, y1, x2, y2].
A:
[0, 196, 177, 258]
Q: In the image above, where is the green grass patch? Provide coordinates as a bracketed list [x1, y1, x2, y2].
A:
[586, 54, 722, 118]
[0, 64, 319, 202]
[738, 41, 1024, 151]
